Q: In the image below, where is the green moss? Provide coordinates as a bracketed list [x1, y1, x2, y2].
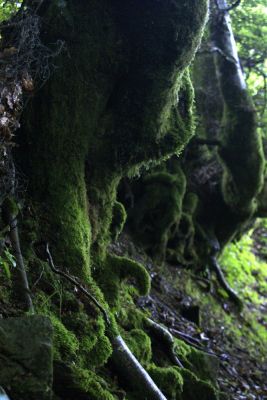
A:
[123, 329, 152, 365]
[61, 310, 112, 368]
[67, 365, 116, 400]
[129, 167, 187, 261]
[183, 192, 199, 214]
[12, 1, 211, 398]
[97, 254, 150, 308]
[117, 305, 149, 332]
[49, 314, 79, 362]
[2, 197, 19, 221]
[147, 365, 183, 400]
[181, 369, 219, 400]
[84, 333, 112, 368]
[220, 233, 267, 305]
[73, 367, 114, 400]
[110, 201, 127, 241]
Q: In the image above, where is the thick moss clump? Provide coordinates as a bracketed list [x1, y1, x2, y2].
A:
[167, 192, 199, 265]
[128, 166, 187, 261]
[181, 369, 219, 400]
[123, 328, 152, 365]
[110, 201, 127, 241]
[148, 365, 184, 400]
[49, 314, 79, 362]
[53, 362, 116, 400]
[96, 254, 151, 308]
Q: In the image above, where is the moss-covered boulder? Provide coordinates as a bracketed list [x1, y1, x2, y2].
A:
[0, 316, 53, 400]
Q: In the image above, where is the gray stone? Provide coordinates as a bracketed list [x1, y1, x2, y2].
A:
[0, 315, 53, 400]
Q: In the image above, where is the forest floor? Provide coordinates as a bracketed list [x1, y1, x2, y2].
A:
[111, 223, 267, 400]
[0, 223, 266, 400]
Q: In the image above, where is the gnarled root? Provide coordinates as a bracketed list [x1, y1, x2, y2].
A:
[208, 236, 242, 308]
[145, 318, 184, 368]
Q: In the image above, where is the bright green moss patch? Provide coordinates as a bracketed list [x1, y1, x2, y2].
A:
[122, 329, 152, 365]
[53, 362, 114, 399]
[220, 233, 267, 305]
[173, 338, 219, 385]
[49, 314, 79, 362]
[147, 365, 183, 400]
[97, 254, 150, 308]
[68, 366, 116, 400]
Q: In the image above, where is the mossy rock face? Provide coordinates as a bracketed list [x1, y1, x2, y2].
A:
[0, 316, 53, 400]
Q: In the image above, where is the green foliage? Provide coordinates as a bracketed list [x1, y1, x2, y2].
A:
[0, 1, 22, 23]
[232, 1, 267, 126]
[0, 249, 16, 279]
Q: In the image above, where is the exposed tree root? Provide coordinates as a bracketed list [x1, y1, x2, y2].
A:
[208, 237, 243, 308]
[145, 318, 184, 368]
[110, 335, 167, 400]
[46, 245, 168, 400]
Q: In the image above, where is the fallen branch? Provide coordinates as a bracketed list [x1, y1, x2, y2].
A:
[198, 46, 237, 65]
[170, 328, 202, 346]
